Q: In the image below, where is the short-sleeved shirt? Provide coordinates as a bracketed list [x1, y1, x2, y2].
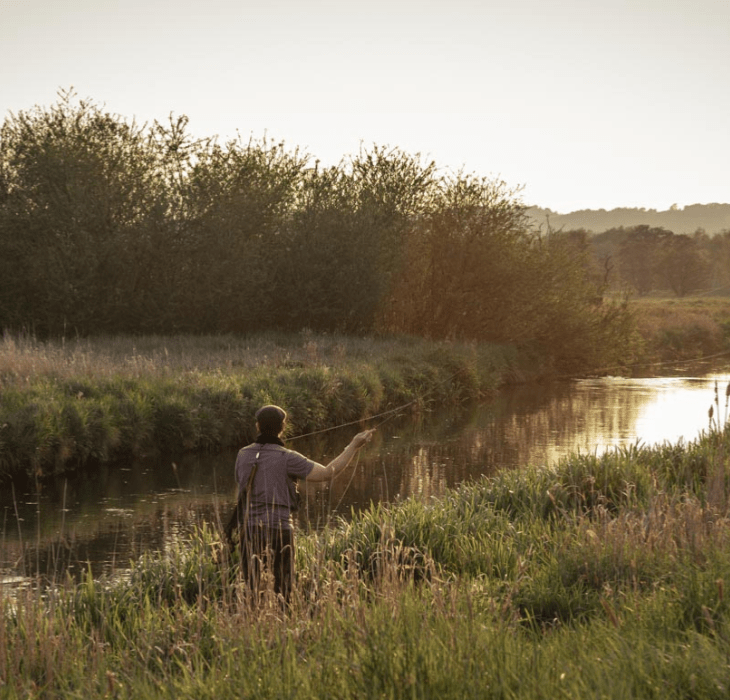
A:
[235, 443, 317, 530]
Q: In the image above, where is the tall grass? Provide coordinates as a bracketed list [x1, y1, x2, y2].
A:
[0, 333, 521, 481]
[3, 411, 730, 698]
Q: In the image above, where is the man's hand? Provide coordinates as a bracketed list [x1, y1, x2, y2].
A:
[351, 428, 376, 449]
[307, 428, 376, 482]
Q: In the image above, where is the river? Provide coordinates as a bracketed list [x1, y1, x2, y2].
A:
[2, 362, 729, 583]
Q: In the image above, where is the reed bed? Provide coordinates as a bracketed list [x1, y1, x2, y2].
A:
[0, 333, 521, 482]
[3, 408, 730, 699]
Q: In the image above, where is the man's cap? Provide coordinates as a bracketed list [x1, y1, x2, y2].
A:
[255, 404, 287, 433]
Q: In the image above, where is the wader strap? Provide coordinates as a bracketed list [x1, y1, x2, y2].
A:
[242, 451, 260, 528]
[224, 451, 259, 544]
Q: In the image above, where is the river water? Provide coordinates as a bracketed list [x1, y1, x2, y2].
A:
[2, 362, 730, 582]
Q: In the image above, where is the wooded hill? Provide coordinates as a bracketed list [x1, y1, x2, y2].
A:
[527, 204, 730, 235]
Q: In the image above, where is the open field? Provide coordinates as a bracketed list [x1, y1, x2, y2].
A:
[631, 295, 730, 363]
[3, 407, 730, 698]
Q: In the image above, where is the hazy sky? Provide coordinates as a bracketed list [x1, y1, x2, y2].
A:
[2, 0, 728, 213]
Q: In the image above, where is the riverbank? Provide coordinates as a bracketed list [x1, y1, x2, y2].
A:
[0, 333, 535, 482]
[3, 306, 729, 483]
[4, 415, 730, 698]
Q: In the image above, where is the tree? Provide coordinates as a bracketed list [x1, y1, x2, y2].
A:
[617, 225, 672, 295]
[377, 172, 530, 341]
[656, 234, 710, 297]
[175, 133, 307, 332]
[707, 230, 730, 290]
[0, 90, 167, 334]
[273, 147, 439, 334]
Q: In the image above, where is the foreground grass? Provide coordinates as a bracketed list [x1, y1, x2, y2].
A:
[0, 333, 526, 482]
[4, 412, 730, 698]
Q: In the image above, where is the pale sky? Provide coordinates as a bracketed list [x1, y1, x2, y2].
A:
[2, 0, 728, 213]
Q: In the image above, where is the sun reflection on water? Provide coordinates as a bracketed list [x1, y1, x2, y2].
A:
[538, 373, 730, 466]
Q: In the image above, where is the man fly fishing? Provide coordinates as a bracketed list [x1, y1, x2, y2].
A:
[226, 404, 374, 603]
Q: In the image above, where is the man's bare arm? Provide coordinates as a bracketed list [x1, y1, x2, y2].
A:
[305, 429, 375, 482]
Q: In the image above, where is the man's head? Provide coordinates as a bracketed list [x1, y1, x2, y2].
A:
[255, 404, 287, 437]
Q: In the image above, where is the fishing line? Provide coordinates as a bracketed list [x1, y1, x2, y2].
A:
[323, 410, 410, 518]
[330, 450, 361, 515]
[562, 347, 730, 380]
[286, 365, 473, 442]
[285, 401, 413, 442]
[287, 365, 472, 520]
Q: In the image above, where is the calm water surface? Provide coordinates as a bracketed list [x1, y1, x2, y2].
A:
[3, 364, 729, 581]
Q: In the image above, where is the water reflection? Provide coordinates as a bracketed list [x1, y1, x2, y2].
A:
[2, 367, 729, 578]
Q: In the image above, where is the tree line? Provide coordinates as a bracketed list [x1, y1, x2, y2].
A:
[572, 226, 730, 297]
[0, 92, 633, 371]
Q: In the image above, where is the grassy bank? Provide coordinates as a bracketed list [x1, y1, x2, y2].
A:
[3, 301, 729, 483]
[3, 398, 730, 698]
[0, 333, 529, 482]
[631, 295, 730, 364]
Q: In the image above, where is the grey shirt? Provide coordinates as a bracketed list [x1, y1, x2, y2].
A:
[235, 443, 317, 530]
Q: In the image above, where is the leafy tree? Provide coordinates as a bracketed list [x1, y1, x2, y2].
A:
[176, 134, 307, 332]
[270, 163, 362, 331]
[656, 233, 710, 297]
[378, 172, 529, 341]
[524, 231, 635, 371]
[617, 225, 672, 295]
[0, 92, 639, 374]
[273, 147, 439, 334]
[0, 90, 167, 334]
[708, 230, 730, 290]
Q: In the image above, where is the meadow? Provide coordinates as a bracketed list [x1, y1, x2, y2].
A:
[631, 295, 730, 364]
[3, 390, 730, 699]
[2, 304, 730, 697]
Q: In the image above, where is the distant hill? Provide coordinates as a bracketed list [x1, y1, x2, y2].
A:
[526, 203, 730, 235]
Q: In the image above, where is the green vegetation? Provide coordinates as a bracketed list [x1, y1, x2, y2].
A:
[4, 90, 730, 698]
[3, 390, 730, 698]
[0, 333, 527, 482]
[3, 296, 729, 482]
[0, 92, 633, 374]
